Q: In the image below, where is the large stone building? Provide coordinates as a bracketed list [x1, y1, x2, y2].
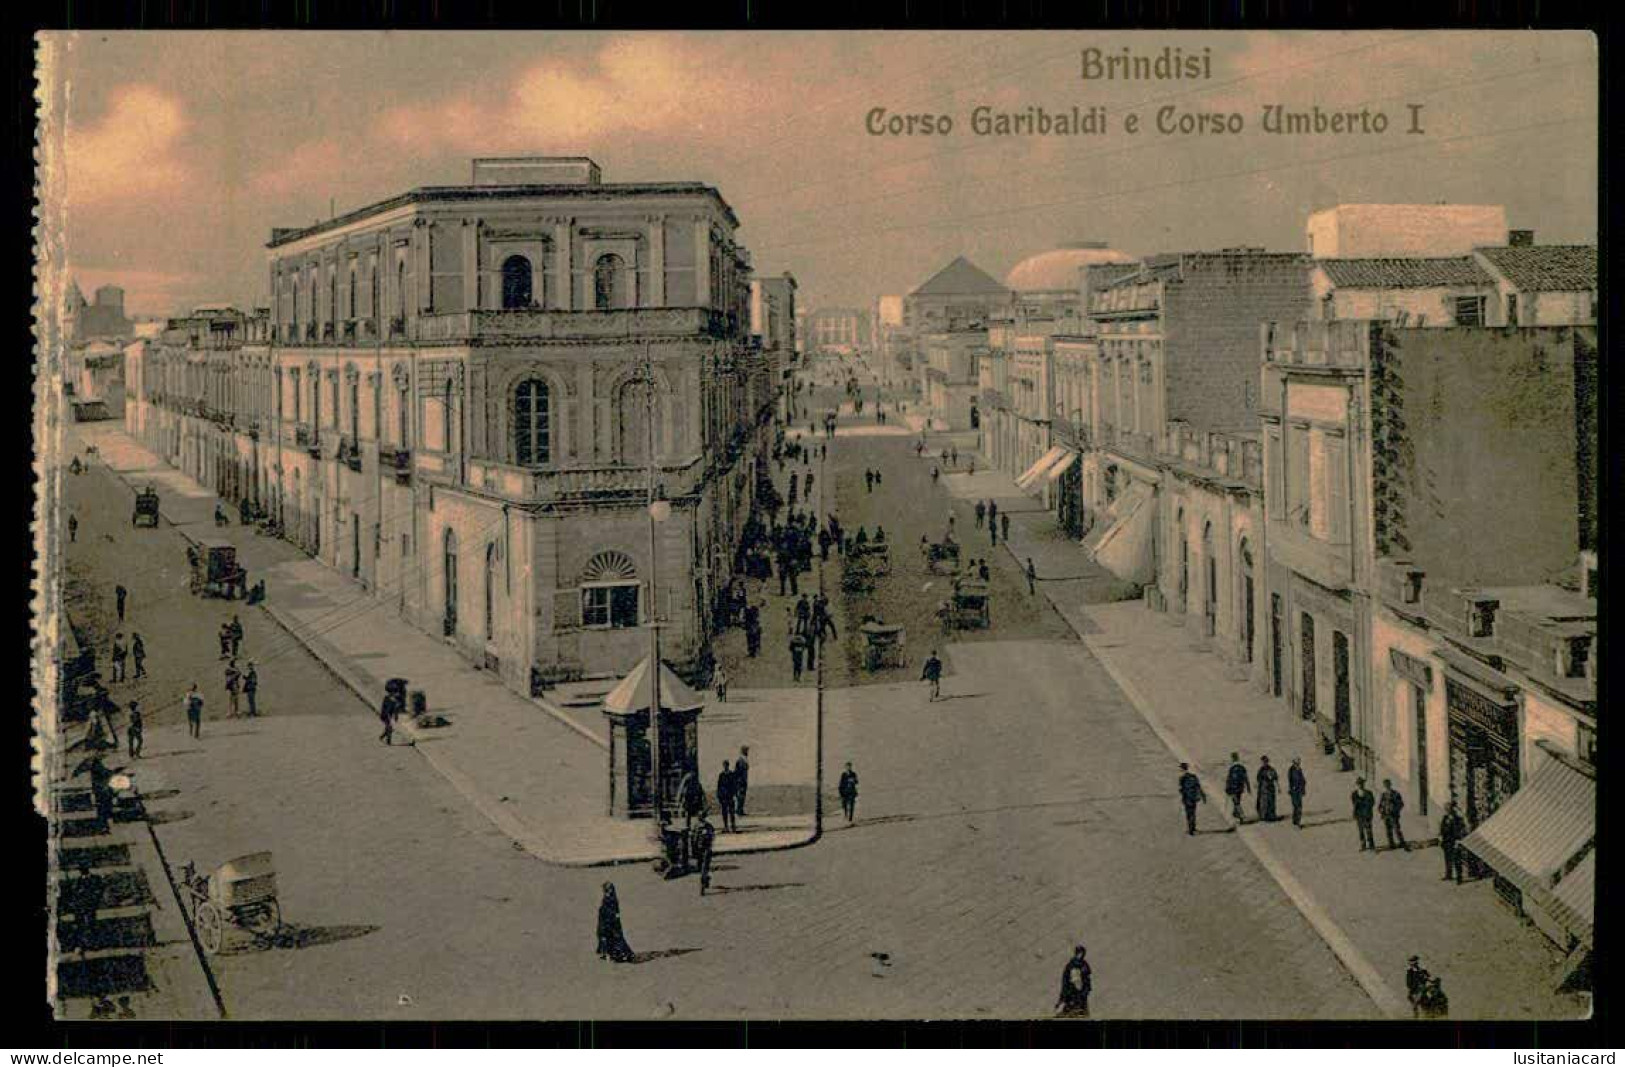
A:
[125, 156, 777, 690]
[903, 255, 1009, 333]
[65, 281, 134, 341]
[804, 307, 869, 355]
[750, 272, 799, 416]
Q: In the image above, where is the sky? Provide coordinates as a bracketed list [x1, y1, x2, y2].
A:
[42, 30, 1597, 316]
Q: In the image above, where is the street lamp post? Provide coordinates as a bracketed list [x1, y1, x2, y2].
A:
[643, 342, 669, 822]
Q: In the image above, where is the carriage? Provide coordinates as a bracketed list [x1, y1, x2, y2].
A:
[851, 540, 892, 576]
[178, 852, 282, 955]
[923, 539, 961, 575]
[191, 539, 246, 599]
[939, 580, 992, 631]
[841, 552, 877, 594]
[132, 488, 161, 528]
[859, 620, 907, 670]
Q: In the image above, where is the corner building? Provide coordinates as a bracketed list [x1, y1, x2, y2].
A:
[246, 157, 762, 690]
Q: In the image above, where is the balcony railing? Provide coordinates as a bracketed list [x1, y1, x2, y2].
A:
[413, 307, 733, 345]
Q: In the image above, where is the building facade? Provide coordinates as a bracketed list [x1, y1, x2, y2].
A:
[126, 157, 775, 692]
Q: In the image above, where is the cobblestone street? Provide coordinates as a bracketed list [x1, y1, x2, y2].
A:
[61, 418, 1377, 1019]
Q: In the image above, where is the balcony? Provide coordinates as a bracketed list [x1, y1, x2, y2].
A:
[338, 435, 363, 472]
[412, 307, 733, 346]
[464, 455, 699, 503]
[342, 321, 357, 344]
[1262, 320, 1371, 369]
[382, 445, 412, 484]
[321, 322, 335, 342]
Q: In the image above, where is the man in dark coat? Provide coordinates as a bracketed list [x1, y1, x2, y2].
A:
[692, 816, 717, 895]
[975, 500, 986, 529]
[744, 602, 762, 658]
[1026, 559, 1037, 596]
[110, 633, 128, 683]
[1287, 757, 1308, 828]
[716, 762, 737, 831]
[679, 770, 708, 828]
[790, 632, 806, 682]
[1056, 945, 1092, 1018]
[131, 634, 147, 679]
[1351, 777, 1378, 852]
[1224, 752, 1251, 822]
[733, 746, 750, 817]
[839, 762, 860, 823]
[1405, 956, 1429, 1017]
[1439, 800, 1468, 882]
[115, 584, 127, 621]
[921, 650, 943, 701]
[1177, 763, 1206, 835]
[1255, 756, 1280, 822]
[126, 701, 144, 759]
[1418, 976, 1449, 1019]
[1379, 779, 1408, 850]
[1000, 513, 1010, 545]
[243, 662, 259, 716]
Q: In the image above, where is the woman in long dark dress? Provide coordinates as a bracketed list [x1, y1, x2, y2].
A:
[596, 882, 635, 962]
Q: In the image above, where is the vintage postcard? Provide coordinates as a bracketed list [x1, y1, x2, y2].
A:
[32, 29, 1597, 1023]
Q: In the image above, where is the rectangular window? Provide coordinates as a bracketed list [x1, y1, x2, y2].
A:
[582, 584, 641, 629]
[1453, 295, 1485, 326]
[1324, 433, 1349, 544]
[1287, 424, 1311, 528]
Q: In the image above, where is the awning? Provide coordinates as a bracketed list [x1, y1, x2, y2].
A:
[1015, 446, 1068, 491]
[1548, 849, 1594, 948]
[602, 658, 706, 716]
[1089, 482, 1156, 584]
[1461, 753, 1594, 914]
[1045, 451, 1079, 482]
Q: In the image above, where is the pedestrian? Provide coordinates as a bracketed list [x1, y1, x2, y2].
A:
[692, 816, 716, 895]
[68, 513, 78, 542]
[790, 633, 805, 682]
[714, 661, 729, 703]
[818, 527, 832, 562]
[110, 633, 128, 683]
[1055, 945, 1092, 1018]
[115, 584, 127, 621]
[243, 661, 258, 717]
[978, 558, 990, 582]
[1026, 558, 1037, 596]
[229, 615, 244, 658]
[596, 882, 636, 962]
[184, 684, 203, 739]
[744, 602, 762, 658]
[217, 623, 231, 659]
[974, 501, 986, 529]
[1000, 512, 1010, 544]
[839, 761, 859, 823]
[930, 466, 939, 484]
[865, 469, 874, 493]
[1178, 762, 1206, 835]
[796, 593, 811, 635]
[1439, 799, 1467, 883]
[130, 633, 146, 679]
[1287, 756, 1307, 828]
[873, 469, 882, 487]
[1224, 752, 1251, 822]
[1256, 755, 1279, 822]
[1418, 976, 1449, 1019]
[1405, 956, 1430, 1017]
[1379, 779, 1408, 851]
[734, 746, 750, 817]
[224, 660, 241, 717]
[680, 769, 708, 827]
[126, 701, 144, 759]
[950, 445, 958, 467]
[1351, 777, 1378, 852]
[716, 762, 737, 831]
[921, 649, 943, 701]
[379, 688, 399, 745]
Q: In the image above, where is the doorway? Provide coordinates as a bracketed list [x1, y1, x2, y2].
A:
[1412, 682, 1429, 816]
[1240, 542, 1256, 664]
[1300, 613, 1317, 720]
[1270, 593, 1283, 696]
[1333, 631, 1352, 741]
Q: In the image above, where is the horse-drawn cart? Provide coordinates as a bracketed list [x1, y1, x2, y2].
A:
[132, 487, 161, 528]
[923, 539, 961, 576]
[851, 540, 892, 576]
[859, 620, 907, 670]
[178, 852, 282, 955]
[939, 580, 992, 631]
[190, 539, 246, 599]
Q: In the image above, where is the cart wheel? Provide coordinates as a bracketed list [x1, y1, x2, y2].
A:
[196, 902, 224, 955]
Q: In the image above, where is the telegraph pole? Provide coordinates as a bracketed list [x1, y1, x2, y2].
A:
[644, 341, 664, 820]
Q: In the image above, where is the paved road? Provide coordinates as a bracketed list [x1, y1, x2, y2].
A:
[59, 421, 1374, 1019]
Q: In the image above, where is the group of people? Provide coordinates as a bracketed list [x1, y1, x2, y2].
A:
[973, 499, 1011, 547]
[862, 467, 884, 493]
[1406, 955, 1451, 1018]
[711, 746, 751, 831]
[787, 592, 839, 682]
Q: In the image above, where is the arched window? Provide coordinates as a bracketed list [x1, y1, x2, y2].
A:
[513, 379, 551, 466]
[484, 542, 497, 639]
[594, 253, 629, 310]
[501, 256, 534, 310]
[580, 550, 640, 629]
[443, 528, 459, 633]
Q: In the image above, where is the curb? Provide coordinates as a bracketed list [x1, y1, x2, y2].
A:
[260, 598, 818, 868]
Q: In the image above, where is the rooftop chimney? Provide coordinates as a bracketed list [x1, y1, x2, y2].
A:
[1508, 229, 1535, 247]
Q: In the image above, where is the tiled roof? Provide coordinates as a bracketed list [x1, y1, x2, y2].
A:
[1317, 257, 1494, 289]
[1475, 245, 1597, 292]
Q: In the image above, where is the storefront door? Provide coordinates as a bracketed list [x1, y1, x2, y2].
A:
[1300, 613, 1316, 720]
[1270, 594, 1283, 696]
[1333, 631, 1352, 741]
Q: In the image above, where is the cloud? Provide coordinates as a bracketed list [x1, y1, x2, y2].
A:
[377, 36, 777, 156]
[64, 84, 191, 207]
[251, 137, 349, 198]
